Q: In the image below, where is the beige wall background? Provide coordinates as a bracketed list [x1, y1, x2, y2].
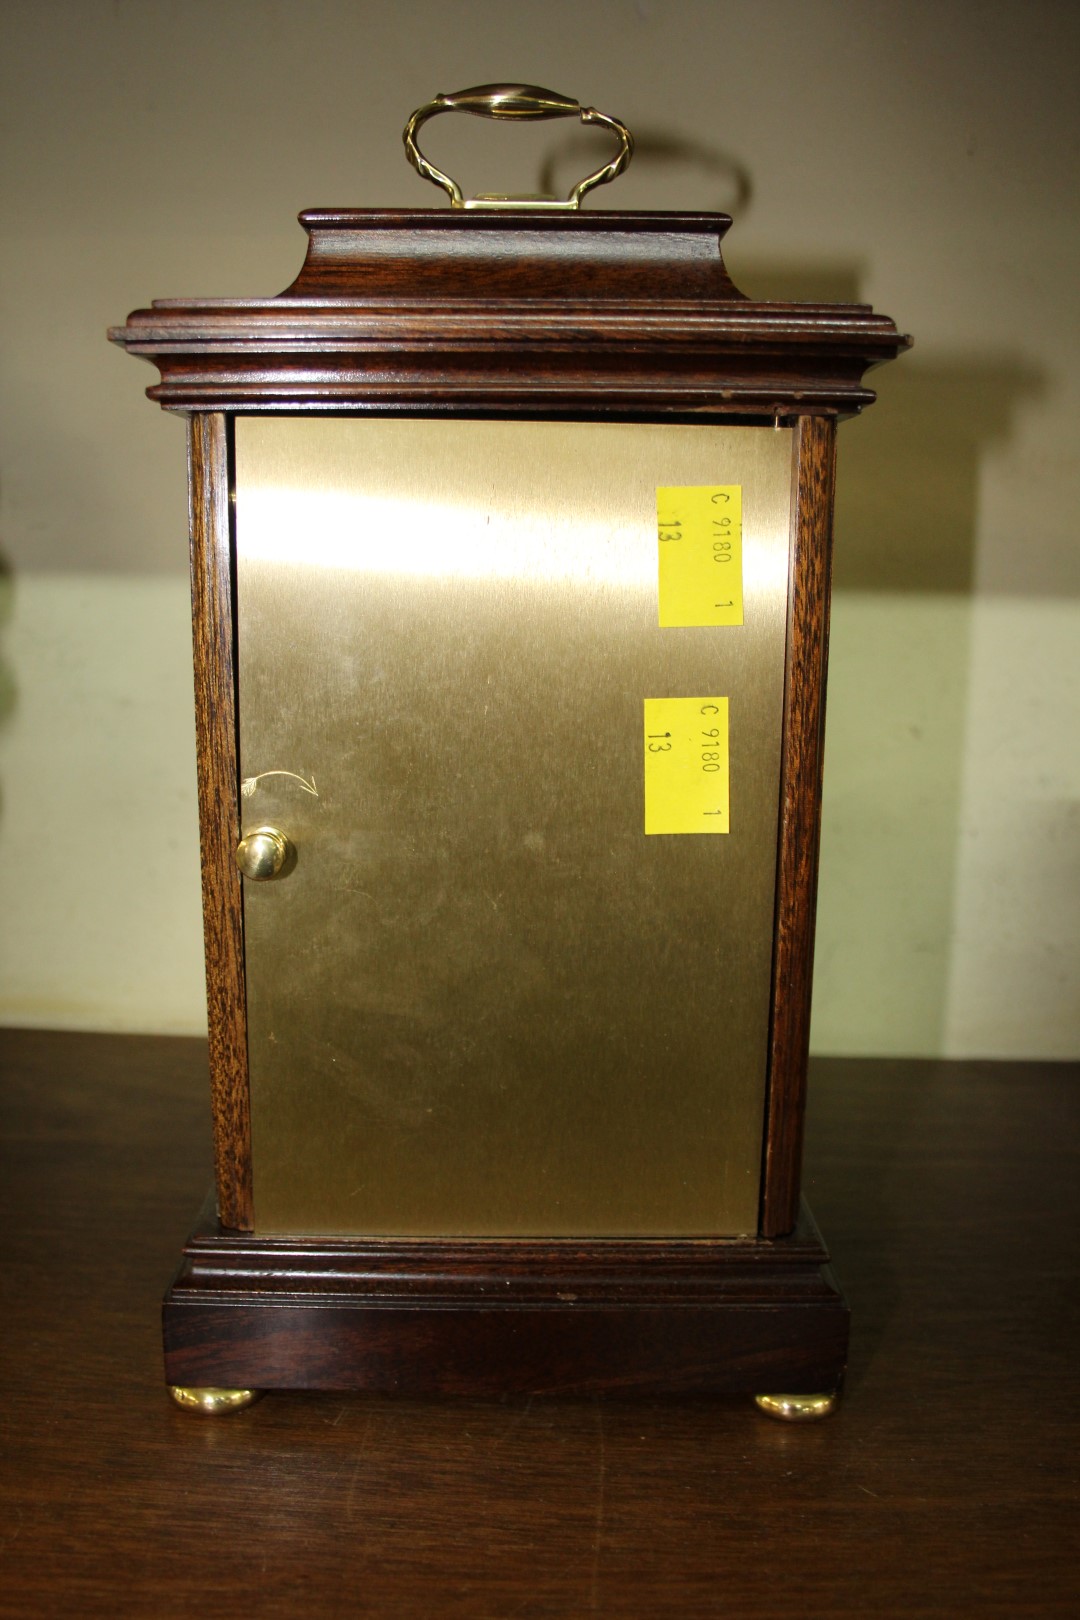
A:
[1, 0, 1076, 1055]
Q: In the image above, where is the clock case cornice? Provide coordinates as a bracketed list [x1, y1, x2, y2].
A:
[109, 209, 910, 416]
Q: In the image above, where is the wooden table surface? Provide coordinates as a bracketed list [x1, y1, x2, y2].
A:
[1, 1030, 1077, 1618]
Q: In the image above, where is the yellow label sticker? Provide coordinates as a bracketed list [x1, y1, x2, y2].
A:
[656, 485, 743, 627]
[644, 697, 730, 835]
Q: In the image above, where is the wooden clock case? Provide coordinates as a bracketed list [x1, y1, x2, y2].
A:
[111, 204, 908, 1404]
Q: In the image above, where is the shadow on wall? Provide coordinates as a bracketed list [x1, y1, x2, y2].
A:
[539, 126, 752, 214]
[827, 348, 1042, 1056]
[0, 552, 16, 825]
[730, 260, 1045, 1058]
[817, 329, 1040, 1061]
[833, 352, 1047, 595]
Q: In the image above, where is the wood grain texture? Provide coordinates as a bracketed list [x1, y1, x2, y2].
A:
[188, 415, 251, 1229]
[2, 1030, 1077, 1620]
[761, 416, 838, 1236]
[285, 209, 747, 298]
[163, 1200, 848, 1396]
[109, 209, 910, 416]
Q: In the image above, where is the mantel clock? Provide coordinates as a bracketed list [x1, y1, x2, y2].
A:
[110, 87, 909, 1420]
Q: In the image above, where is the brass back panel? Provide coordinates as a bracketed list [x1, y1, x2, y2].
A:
[235, 419, 794, 1236]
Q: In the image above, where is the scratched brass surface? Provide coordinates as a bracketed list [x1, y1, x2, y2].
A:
[235, 419, 793, 1236]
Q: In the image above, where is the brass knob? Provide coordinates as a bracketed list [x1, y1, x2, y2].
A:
[235, 826, 292, 882]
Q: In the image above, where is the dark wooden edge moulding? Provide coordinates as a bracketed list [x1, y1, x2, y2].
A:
[187, 415, 251, 1229]
[111, 210, 908, 418]
[112, 205, 907, 1394]
[762, 416, 837, 1236]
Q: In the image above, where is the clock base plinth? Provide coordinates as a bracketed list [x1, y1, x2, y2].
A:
[163, 1195, 848, 1400]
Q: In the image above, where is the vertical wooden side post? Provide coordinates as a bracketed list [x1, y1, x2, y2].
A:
[187, 413, 252, 1230]
[761, 414, 838, 1237]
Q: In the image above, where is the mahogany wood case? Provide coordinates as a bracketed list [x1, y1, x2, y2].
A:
[110, 206, 908, 1399]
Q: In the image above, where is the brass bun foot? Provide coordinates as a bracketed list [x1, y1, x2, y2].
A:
[168, 1385, 262, 1416]
[754, 1392, 838, 1423]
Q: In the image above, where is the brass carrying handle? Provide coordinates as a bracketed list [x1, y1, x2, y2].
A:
[402, 83, 634, 211]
